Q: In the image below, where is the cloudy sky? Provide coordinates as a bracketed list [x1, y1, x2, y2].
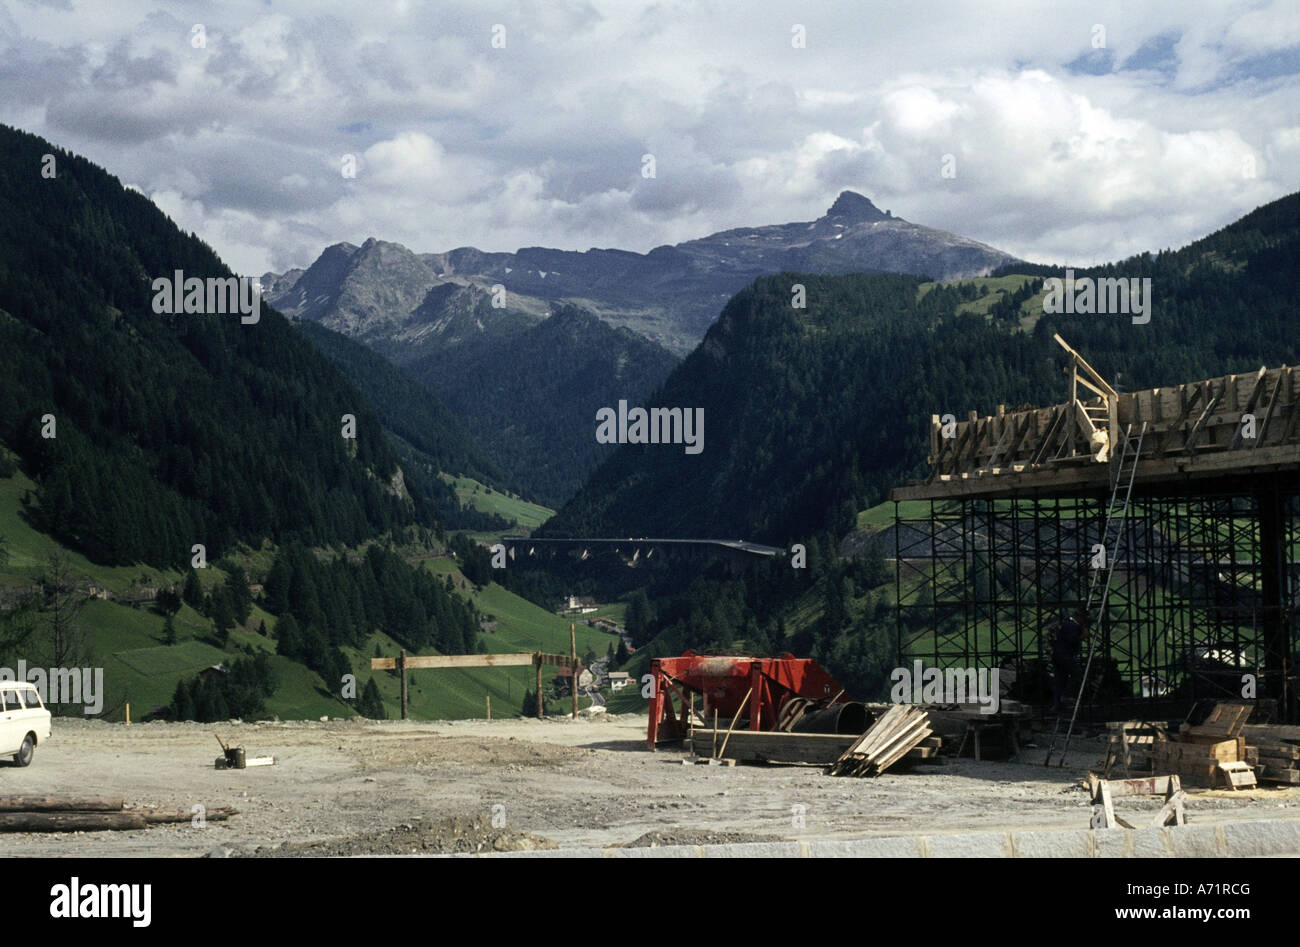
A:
[2, 0, 1297, 275]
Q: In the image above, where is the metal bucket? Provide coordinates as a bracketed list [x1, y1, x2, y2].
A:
[224, 747, 246, 769]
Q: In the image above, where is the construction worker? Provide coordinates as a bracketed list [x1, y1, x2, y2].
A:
[1051, 610, 1087, 712]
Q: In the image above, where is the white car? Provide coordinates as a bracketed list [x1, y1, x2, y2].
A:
[0, 682, 51, 767]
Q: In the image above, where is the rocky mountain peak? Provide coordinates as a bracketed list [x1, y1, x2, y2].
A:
[825, 190, 893, 222]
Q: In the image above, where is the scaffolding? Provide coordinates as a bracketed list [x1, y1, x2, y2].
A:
[891, 480, 1300, 722]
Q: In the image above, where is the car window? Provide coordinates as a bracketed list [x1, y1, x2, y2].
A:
[0, 688, 18, 711]
[20, 689, 43, 709]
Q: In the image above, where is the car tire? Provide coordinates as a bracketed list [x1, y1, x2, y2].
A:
[13, 733, 34, 767]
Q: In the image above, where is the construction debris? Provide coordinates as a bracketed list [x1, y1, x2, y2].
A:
[214, 731, 274, 769]
[0, 795, 238, 833]
[1134, 701, 1300, 789]
[829, 705, 934, 777]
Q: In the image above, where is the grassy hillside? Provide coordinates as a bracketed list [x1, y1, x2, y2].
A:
[0, 456, 615, 722]
[442, 475, 553, 531]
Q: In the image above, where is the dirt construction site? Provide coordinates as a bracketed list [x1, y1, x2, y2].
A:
[4, 713, 1300, 857]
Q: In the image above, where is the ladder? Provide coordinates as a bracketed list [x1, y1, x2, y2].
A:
[1043, 422, 1147, 766]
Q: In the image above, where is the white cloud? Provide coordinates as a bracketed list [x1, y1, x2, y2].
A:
[0, 0, 1294, 276]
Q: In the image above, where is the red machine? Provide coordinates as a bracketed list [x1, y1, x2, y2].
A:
[647, 651, 858, 748]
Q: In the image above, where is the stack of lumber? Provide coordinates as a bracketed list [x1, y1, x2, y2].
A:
[901, 735, 944, 765]
[0, 795, 238, 832]
[1150, 702, 1254, 788]
[1243, 724, 1300, 785]
[829, 705, 932, 777]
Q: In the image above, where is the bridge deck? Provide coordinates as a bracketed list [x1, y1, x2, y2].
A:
[502, 536, 785, 557]
[891, 356, 1300, 501]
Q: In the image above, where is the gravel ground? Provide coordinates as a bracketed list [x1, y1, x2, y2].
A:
[4, 715, 1299, 856]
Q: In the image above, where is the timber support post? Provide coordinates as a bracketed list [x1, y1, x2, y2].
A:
[571, 623, 578, 719]
[398, 649, 408, 720]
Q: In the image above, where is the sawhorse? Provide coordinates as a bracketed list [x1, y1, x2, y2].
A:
[1088, 774, 1186, 829]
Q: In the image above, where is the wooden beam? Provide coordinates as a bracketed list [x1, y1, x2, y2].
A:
[1253, 368, 1285, 449]
[1228, 367, 1268, 450]
[398, 649, 407, 720]
[890, 441, 1300, 500]
[1183, 386, 1222, 456]
[1164, 382, 1205, 452]
[1053, 334, 1117, 398]
[371, 651, 579, 670]
[692, 730, 858, 764]
[1029, 405, 1066, 465]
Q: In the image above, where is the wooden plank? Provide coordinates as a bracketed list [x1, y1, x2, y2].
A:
[0, 795, 124, 813]
[372, 651, 580, 670]
[1151, 739, 1240, 763]
[372, 652, 537, 670]
[1197, 701, 1252, 736]
[872, 726, 933, 775]
[832, 708, 933, 776]
[1102, 775, 1177, 798]
[690, 729, 855, 764]
[841, 704, 907, 759]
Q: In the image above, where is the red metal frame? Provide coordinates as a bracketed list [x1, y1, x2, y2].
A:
[646, 651, 849, 748]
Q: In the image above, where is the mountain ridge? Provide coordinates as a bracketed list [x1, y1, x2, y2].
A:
[264, 191, 1019, 354]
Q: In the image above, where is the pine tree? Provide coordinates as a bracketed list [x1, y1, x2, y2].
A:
[170, 678, 193, 721]
[274, 613, 301, 657]
[182, 568, 203, 608]
[225, 565, 253, 625]
[357, 677, 386, 719]
[163, 614, 177, 646]
[210, 586, 235, 646]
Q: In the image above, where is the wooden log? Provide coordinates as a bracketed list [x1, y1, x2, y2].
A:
[0, 795, 124, 813]
[0, 812, 147, 832]
[132, 806, 238, 824]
